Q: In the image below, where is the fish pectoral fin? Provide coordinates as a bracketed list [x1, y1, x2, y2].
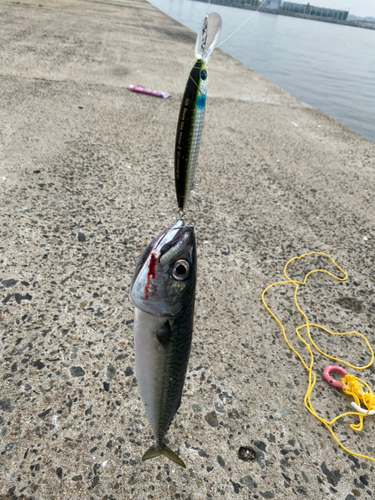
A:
[142, 444, 186, 468]
[162, 445, 186, 468]
[155, 320, 171, 347]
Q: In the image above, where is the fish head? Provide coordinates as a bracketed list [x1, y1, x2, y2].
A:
[129, 221, 197, 317]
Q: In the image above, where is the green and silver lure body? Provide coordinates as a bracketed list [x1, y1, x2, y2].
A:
[175, 13, 222, 212]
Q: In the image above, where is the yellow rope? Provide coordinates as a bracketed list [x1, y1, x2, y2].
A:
[261, 252, 375, 462]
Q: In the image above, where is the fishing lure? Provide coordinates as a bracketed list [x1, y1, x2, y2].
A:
[129, 220, 197, 467]
[174, 12, 222, 212]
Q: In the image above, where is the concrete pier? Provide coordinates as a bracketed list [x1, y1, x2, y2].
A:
[1, 0, 375, 498]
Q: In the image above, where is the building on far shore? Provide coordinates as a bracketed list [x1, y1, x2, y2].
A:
[281, 2, 349, 20]
[263, 0, 282, 9]
[195, 0, 373, 28]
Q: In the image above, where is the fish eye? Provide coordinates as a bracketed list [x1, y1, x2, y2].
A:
[200, 69, 207, 81]
[171, 259, 190, 281]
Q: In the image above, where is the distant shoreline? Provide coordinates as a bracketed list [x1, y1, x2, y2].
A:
[190, 0, 375, 30]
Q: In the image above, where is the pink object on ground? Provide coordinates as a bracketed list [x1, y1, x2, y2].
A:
[322, 365, 348, 389]
[129, 85, 171, 99]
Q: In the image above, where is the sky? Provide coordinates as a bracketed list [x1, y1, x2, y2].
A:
[307, 0, 375, 17]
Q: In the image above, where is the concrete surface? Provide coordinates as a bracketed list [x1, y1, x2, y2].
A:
[1, 0, 375, 499]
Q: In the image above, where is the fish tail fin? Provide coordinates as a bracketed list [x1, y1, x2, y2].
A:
[142, 444, 161, 462]
[161, 444, 186, 468]
[142, 443, 186, 468]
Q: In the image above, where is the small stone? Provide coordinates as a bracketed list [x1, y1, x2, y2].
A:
[56, 467, 63, 479]
[70, 366, 85, 377]
[238, 446, 257, 462]
[38, 408, 52, 418]
[228, 408, 240, 419]
[230, 479, 242, 494]
[78, 232, 86, 242]
[124, 366, 134, 377]
[217, 455, 225, 468]
[4, 442, 15, 453]
[1, 294, 12, 304]
[15, 293, 32, 304]
[321, 462, 342, 487]
[91, 476, 99, 488]
[106, 362, 116, 381]
[0, 399, 13, 413]
[351, 491, 361, 498]
[359, 475, 369, 486]
[260, 491, 275, 499]
[33, 360, 45, 370]
[240, 475, 256, 491]
[267, 433, 276, 443]
[254, 440, 267, 452]
[72, 475, 82, 481]
[79, 300, 88, 309]
[215, 402, 225, 413]
[204, 411, 218, 427]
[345, 495, 356, 500]
[370, 363, 375, 374]
[198, 448, 208, 458]
[2, 279, 18, 288]
[85, 405, 92, 416]
[301, 471, 309, 483]
[192, 404, 202, 412]
[103, 382, 110, 391]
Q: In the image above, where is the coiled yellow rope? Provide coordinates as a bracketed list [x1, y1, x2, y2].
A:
[261, 252, 375, 462]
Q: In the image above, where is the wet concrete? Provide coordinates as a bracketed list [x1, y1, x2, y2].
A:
[1, 0, 375, 498]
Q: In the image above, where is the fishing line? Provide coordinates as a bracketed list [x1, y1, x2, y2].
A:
[215, 0, 267, 50]
[188, 0, 267, 94]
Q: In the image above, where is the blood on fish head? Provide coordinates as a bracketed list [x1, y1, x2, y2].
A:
[129, 221, 196, 318]
[144, 251, 157, 300]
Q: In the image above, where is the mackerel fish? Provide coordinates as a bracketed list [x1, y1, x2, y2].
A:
[129, 220, 197, 468]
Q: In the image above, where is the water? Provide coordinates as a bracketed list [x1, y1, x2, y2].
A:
[148, 0, 375, 144]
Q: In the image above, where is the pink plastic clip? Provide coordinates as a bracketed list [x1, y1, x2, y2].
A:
[128, 85, 171, 99]
[322, 366, 348, 389]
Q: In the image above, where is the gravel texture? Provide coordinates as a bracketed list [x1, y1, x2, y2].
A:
[1, 0, 375, 499]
